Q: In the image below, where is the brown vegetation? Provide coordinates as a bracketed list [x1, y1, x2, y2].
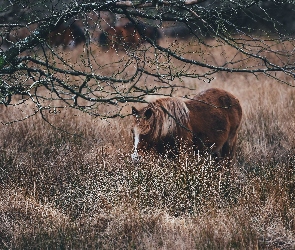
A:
[1, 38, 295, 249]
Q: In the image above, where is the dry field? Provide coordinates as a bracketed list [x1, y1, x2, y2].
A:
[1, 37, 295, 249]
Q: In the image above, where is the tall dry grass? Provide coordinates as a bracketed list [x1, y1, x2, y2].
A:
[1, 38, 295, 249]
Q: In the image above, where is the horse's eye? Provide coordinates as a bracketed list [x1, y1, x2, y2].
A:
[144, 108, 153, 119]
[131, 128, 134, 134]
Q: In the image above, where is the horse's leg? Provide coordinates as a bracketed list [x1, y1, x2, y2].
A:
[221, 141, 230, 158]
[221, 133, 238, 165]
[229, 134, 238, 161]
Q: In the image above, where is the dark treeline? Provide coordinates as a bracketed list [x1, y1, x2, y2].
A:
[164, 1, 295, 39]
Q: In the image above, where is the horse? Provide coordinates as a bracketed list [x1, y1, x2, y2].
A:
[98, 21, 161, 50]
[2, 24, 38, 49]
[136, 21, 162, 43]
[2, 21, 85, 50]
[47, 20, 86, 49]
[98, 23, 141, 50]
[131, 88, 242, 162]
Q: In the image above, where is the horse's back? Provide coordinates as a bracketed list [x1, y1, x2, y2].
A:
[99, 24, 141, 49]
[190, 88, 242, 121]
[185, 88, 242, 155]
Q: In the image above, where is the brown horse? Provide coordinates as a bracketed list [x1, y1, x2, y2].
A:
[47, 21, 86, 49]
[99, 21, 161, 50]
[99, 23, 141, 50]
[2, 24, 38, 49]
[2, 21, 85, 50]
[131, 88, 242, 161]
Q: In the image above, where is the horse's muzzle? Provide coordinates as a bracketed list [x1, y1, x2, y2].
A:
[131, 151, 141, 163]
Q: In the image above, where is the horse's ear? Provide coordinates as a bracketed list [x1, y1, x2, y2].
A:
[144, 108, 153, 119]
[132, 106, 139, 116]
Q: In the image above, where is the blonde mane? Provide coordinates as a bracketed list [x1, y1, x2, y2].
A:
[151, 97, 190, 139]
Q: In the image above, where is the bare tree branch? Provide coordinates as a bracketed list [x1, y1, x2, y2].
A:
[116, 0, 207, 7]
[1, 0, 295, 121]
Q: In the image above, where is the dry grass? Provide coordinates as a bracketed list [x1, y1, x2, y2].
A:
[1, 38, 295, 249]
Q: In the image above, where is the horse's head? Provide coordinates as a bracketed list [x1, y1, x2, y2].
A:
[131, 104, 156, 162]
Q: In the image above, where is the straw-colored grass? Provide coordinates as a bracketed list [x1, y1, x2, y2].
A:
[1, 37, 295, 249]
